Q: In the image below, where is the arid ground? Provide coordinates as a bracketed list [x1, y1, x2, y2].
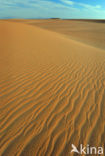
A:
[0, 19, 105, 156]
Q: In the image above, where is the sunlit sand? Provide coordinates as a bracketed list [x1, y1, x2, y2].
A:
[0, 20, 105, 156]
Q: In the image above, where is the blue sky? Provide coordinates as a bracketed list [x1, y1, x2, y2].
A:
[0, 0, 105, 19]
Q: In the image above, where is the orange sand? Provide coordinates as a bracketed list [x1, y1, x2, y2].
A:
[0, 20, 105, 156]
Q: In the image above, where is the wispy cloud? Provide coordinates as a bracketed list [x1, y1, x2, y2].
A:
[60, 0, 74, 5]
[77, 3, 101, 10]
[60, 0, 101, 10]
[0, 0, 105, 19]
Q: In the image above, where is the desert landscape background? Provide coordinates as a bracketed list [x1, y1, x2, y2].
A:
[0, 19, 105, 156]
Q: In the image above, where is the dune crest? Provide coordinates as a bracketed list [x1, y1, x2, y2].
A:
[0, 21, 105, 156]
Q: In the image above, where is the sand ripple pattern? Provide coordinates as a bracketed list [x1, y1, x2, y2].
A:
[0, 21, 105, 156]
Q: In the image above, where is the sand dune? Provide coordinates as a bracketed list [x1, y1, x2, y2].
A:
[6, 19, 105, 49]
[0, 21, 105, 156]
[26, 19, 105, 50]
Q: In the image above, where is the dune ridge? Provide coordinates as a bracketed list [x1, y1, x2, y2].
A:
[0, 21, 105, 156]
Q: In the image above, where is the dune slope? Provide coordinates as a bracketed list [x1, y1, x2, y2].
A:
[0, 21, 105, 156]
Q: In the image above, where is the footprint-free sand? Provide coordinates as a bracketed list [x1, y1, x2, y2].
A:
[0, 20, 105, 156]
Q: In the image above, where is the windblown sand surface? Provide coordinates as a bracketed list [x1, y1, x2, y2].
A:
[27, 19, 105, 50]
[0, 20, 105, 156]
[7, 19, 105, 49]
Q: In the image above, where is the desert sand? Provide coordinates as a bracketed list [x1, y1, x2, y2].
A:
[0, 20, 105, 156]
[8, 19, 105, 50]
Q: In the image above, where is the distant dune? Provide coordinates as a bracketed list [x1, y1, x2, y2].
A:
[7, 19, 105, 50]
[0, 20, 105, 156]
[24, 19, 105, 50]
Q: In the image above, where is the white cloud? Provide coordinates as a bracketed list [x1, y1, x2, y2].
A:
[95, 5, 101, 9]
[60, 0, 74, 5]
[0, 0, 105, 19]
[60, 0, 101, 10]
[78, 3, 101, 10]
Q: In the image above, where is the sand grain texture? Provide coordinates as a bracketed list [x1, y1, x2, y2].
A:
[0, 21, 105, 156]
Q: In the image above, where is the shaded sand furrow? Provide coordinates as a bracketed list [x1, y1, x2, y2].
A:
[0, 75, 43, 114]
[0, 75, 71, 144]
[0, 71, 84, 155]
[76, 90, 97, 144]
[0, 104, 51, 155]
[25, 114, 65, 154]
[45, 74, 90, 127]
[0, 64, 59, 97]
[0, 70, 53, 98]
[0, 60, 80, 107]
[70, 88, 105, 156]
[50, 131, 67, 156]
[0, 66, 95, 118]
[79, 88, 104, 146]
[0, 83, 55, 130]
[87, 90, 105, 147]
[60, 88, 95, 155]
[43, 117, 66, 156]
[0, 21, 105, 156]
[0, 71, 38, 91]
[0, 78, 65, 132]
[36, 118, 67, 156]
[0, 63, 52, 88]
[46, 94, 70, 127]
[0, 64, 70, 124]
[0, 99, 45, 133]
[48, 92, 85, 150]
[2, 121, 48, 156]
[46, 96, 69, 127]
[0, 113, 34, 155]
[0, 71, 27, 85]
[65, 80, 91, 117]
[36, 137, 51, 156]
[69, 86, 94, 130]
[0, 72, 46, 111]
[48, 117, 70, 156]
[13, 62, 71, 100]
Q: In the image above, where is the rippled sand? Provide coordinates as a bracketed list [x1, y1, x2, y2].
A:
[0, 20, 105, 156]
